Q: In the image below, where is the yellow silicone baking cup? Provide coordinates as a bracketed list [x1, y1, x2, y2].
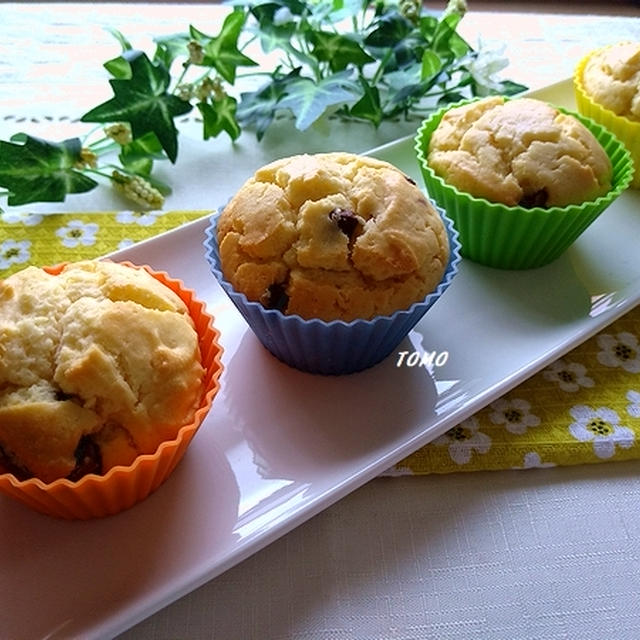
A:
[574, 49, 640, 189]
[415, 97, 634, 269]
[0, 261, 224, 520]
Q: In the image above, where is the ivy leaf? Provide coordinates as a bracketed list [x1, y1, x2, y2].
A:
[421, 50, 442, 80]
[105, 27, 133, 51]
[314, 0, 366, 23]
[256, 22, 297, 54]
[249, 2, 298, 52]
[364, 10, 413, 49]
[103, 32, 136, 79]
[196, 10, 259, 84]
[308, 31, 375, 72]
[243, 5, 316, 69]
[432, 12, 470, 60]
[153, 32, 191, 69]
[497, 79, 529, 96]
[277, 71, 361, 130]
[0, 1, 528, 210]
[119, 132, 166, 176]
[248, 0, 307, 18]
[0, 134, 97, 205]
[81, 50, 192, 163]
[145, 174, 173, 197]
[437, 91, 466, 105]
[384, 62, 440, 111]
[349, 76, 383, 126]
[417, 15, 439, 38]
[383, 64, 421, 92]
[103, 56, 132, 79]
[237, 70, 299, 139]
[198, 96, 242, 141]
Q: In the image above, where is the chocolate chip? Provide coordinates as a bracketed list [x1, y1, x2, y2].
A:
[67, 434, 102, 481]
[328, 208, 359, 237]
[404, 175, 417, 185]
[0, 443, 32, 480]
[260, 282, 289, 312]
[519, 188, 548, 208]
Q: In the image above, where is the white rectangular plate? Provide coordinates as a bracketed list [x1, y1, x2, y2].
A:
[3, 80, 640, 640]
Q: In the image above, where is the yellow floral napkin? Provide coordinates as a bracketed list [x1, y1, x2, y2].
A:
[0, 210, 209, 269]
[392, 306, 640, 474]
[1, 210, 639, 476]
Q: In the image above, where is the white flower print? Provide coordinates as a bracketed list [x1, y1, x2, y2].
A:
[117, 238, 135, 250]
[381, 465, 413, 477]
[489, 397, 541, 435]
[433, 416, 491, 465]
[0, 211, 43, 226]
[115, 210, 161, 227]
[55, 220, 99, 248]
[0, 239, 31, 269]
[568, 405, 634, 459]
[512, 452, 556, 470]
[542, 359, 594, 393]
[627, 390, 640, 418]
[597, 332, 640, 373]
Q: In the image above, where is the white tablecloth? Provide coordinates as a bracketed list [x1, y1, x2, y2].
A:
[2, 4, 640, 639]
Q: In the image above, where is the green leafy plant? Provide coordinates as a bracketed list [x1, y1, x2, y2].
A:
[0, 0, 526, 210]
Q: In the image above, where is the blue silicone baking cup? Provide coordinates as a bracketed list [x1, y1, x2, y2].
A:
[204, 206, 460, 375]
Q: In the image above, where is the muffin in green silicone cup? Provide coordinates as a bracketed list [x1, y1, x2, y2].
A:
[415, 96, 634, 269]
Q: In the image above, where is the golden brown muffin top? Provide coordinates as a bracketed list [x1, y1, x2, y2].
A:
[583, 42, 640, 122]
[217, 152, 450, 322]
[427, 96, 612, 207]
[0, 261, 204, 482]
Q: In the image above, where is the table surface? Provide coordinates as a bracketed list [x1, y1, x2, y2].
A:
[2, 4, 640, 639]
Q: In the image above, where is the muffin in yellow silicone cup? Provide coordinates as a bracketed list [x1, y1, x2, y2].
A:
[574, 42, 640, 188]
[0, 260, 223, 519]
[415, 96, 634, 269]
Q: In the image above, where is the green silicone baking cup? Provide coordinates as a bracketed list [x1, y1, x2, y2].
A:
[414, 97, 634, 269]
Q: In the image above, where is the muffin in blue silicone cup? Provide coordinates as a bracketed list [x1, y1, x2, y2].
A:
[204, 152, 461, 375]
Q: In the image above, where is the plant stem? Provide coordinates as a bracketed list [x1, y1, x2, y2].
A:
[87, 137, 121, 156]
[371, 48, 393, 85]
[84, 168, 117, 181]
[171, 61, 191, 93]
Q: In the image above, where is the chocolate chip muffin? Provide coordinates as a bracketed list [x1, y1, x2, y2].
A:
[426, 96, 613, 208]
[0, 260, 204, 483]
[574, 42, 640, 190]
[216, 152, 450, 322]
[581, 41, 640, 122]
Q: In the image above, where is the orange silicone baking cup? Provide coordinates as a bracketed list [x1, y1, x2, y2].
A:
[0, 261, 224, 520]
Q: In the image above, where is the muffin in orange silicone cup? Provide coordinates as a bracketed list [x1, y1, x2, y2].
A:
[574, 42, 640, 188]
[0, 260, 223, 519]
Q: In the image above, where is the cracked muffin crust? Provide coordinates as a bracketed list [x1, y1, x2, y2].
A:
[582, 42, 640, 122]
[216, 152, 450, 323]
[0, 260, 204, 483]
[426, 96, 613, 208]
